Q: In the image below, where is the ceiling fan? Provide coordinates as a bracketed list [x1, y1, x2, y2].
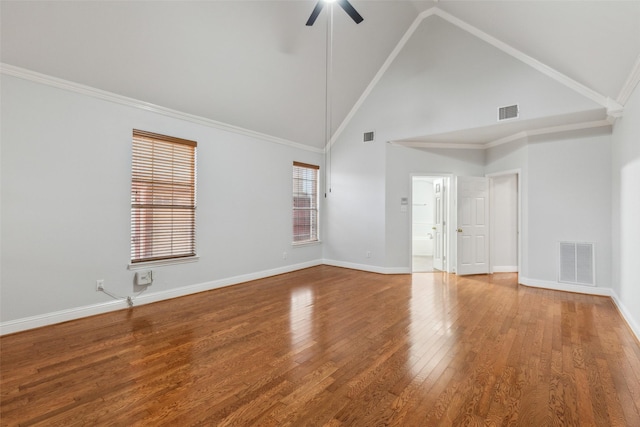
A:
[306, 0, 364, 26]
[306, 0, 363, 196]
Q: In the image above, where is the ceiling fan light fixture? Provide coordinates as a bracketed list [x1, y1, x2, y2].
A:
[306, 0, 364, 26]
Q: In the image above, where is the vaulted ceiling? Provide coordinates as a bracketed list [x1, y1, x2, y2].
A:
[2, 1, 639, 151]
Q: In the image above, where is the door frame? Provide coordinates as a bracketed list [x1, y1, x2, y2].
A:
[455, 176, 491, 275]
[410, 170, 521, 275]
[486, 169, 521, 275]
[410, 173, 454, 273]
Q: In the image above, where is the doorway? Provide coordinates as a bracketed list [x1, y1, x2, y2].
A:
[488, 172, 519, 273]
[453, 172, 520, 275]
[411, 176, 448, 272]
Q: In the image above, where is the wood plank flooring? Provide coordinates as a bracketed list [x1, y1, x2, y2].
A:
[1, 266, 639, 426]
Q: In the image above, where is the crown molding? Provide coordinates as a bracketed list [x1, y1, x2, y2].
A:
[390, 118, 612, 150]
[485, 119, 611, 148]
[432, 9, 622, 115]
[328, 7, 439, 150]
[0, 63, 324, 154]
[389, 140, 485, 150]
[617, 53, 640, 106]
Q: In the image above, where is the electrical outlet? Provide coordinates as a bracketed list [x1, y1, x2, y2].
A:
[96, 279, 104, 291]
[282, 251, 288, 260]
[366, 251, 371, 258]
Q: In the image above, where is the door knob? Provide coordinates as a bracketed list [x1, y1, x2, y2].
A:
[432, 227, 437, 230]
[457, 228, 463, 233]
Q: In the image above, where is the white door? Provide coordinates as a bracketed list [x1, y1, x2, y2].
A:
[456, 176, 489, 275]
[432, 178, 445, 271]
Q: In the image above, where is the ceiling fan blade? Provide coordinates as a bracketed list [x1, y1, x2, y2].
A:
[305, 2, 325, 26]
[337, 0, 364, 24]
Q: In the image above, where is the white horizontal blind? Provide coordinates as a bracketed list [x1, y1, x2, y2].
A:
[293, 162, 319, 243]
[131, 130, 197, 263]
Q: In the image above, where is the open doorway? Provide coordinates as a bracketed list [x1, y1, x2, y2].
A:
[488, 172, 519, 274]
[412, 176, 448, 272]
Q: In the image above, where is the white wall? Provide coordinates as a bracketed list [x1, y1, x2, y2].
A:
[350, 16, 600, 144]
[526, 129, 612, 288]
[612, 82, 640, 336]
[2, 10, 632, 334]
[0, 75, 323, 325]
[486, 131, 613, 290]
[322, 113, 387, 270]
[325, 14, 602, 274]
[385, 146, 485, 270]
[490, 174, 518, 271]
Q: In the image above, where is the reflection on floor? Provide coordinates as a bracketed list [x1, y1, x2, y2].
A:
[412, 255, 434, 272]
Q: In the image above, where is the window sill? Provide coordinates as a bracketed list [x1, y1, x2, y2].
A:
[292, 240, 322, 248]
[128, 256, 200, 270]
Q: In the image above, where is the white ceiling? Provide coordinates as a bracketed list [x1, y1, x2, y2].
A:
[2, 1, 639, 150]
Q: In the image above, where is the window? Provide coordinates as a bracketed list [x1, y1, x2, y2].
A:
[293, 162, 319, 243]
[131, 130, 197, 263]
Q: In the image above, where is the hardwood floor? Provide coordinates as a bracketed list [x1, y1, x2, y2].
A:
[2, 266, 639, 426]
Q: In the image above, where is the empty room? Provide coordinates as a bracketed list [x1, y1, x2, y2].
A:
[1, 1, 639, 425]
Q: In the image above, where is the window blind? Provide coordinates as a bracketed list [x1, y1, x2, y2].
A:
[293, 161, 319, 243]
[131, 130, 197, 263]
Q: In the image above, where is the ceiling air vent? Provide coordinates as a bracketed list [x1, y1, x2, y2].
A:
[498, 104, 519, 121]
[363, 131, 375, 143]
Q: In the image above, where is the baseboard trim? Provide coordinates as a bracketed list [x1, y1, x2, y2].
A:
[10, 265, 633, 341]
[519, 276, 639, 342]
[609, 290, 640, 343]
[0, 300, 128, 336]
[519, 276, 611, 296]
[492, 266, 519, 273]
[322, 259, 411, 275]
[0, 260, 323, 336]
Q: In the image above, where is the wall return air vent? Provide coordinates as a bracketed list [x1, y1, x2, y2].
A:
[498, 104, 519, 121]
[559, 241, 595, 286]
